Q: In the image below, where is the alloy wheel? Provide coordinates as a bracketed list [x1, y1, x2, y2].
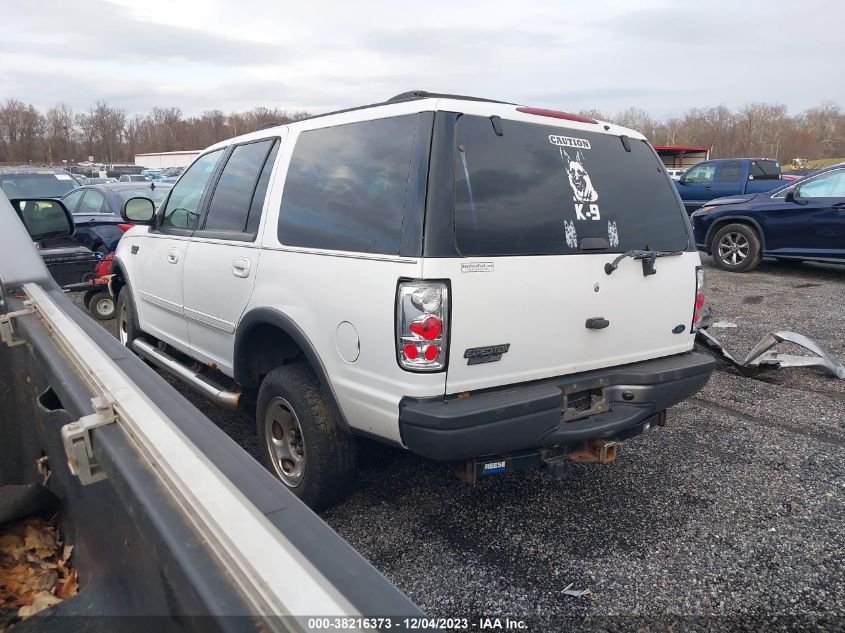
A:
[717, 232, 749, 266]
[264, 397, 306, 487]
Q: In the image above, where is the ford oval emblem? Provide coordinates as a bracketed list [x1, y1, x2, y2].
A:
[672, 324, 686, 334]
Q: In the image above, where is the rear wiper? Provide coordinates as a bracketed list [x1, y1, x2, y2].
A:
[604, 249, 684, 276]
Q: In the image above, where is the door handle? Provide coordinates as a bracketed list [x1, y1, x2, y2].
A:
[832, 202, 845, 208]
[704, 185, 712, 190]
[232, 257, 250, 278]
[166, 248, 179, 264]
[585, 317, 610, 330]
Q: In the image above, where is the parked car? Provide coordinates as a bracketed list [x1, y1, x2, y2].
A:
[690, 163, 845, 272]
[0, 166, 80, 199]
[55, 182, 172, 253]
[119, 174, 151, 182]
[112, 91, 715, 509]
[85, 177, 119, 184]
[666, 168, 686, 181]
[141, 169, 165, 181]
[676, 158, 785, 213]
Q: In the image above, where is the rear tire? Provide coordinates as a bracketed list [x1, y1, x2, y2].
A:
[88, 290, 115, 320]
[257, 364, 356, 510]
[116, 287, 143, 348]
[710, 223, 761, 272]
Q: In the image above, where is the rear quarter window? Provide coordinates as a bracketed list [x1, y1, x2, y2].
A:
[750, 160, 781, 179]
[454, 116, 689, 256]
[277, 115, 418, 255]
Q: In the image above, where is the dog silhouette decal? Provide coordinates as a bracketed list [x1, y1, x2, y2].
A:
[561, 148, 599, 203]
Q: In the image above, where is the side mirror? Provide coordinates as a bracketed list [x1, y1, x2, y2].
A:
[122, 197, 156, 224]
[11, 198, 74, 241]
[678, 174, 687, 184]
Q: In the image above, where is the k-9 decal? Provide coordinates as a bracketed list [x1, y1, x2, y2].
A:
[555, 143, 602, 221]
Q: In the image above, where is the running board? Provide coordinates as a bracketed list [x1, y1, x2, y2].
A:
[132, 339, 241, 409]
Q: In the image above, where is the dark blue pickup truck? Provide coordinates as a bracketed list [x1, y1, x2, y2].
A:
[675, 158, 785, 213]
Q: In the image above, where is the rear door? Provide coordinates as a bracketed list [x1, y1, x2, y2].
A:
[711, 160, 744, 199]
[426, 114, 699, 394]
[131, 149, 225, 351]
[182, 137, 281, 374]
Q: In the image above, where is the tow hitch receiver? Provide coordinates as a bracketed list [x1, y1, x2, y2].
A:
[567, 439, 618, 464]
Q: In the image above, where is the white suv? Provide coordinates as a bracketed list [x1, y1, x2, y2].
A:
[113, 91, 714, 509]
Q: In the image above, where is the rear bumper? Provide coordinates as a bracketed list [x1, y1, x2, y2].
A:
[399, 352, 715, 461]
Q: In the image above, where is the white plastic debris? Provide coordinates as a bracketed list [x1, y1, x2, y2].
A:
[562, 583, 593, 598]
[711, 321, 738, 328]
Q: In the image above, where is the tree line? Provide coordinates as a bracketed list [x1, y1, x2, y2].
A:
[0, 98, 842, 166]
[0, 99, 310, 165]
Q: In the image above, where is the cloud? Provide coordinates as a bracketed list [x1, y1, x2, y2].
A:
[0, 0, 841, 119]
[0, 0, 286, 66]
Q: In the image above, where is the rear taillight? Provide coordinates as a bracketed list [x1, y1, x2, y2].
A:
[397, 281, 449, 371]
[692, 266, 705, 332]
[118, 223, 134, 232]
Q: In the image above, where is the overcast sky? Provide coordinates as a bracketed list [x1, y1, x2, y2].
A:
[2, 0, 843, 119]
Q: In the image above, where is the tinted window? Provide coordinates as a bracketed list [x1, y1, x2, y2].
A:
[204, 139, 276, 233]
[718, 161, 742, 182]
[750, 160, 780, 179]
[63, 189, 85, 213]
[161, 149, 224, 230]
[246, 142, 279, 235]
[0, 174, 77, 198]
[454, 115, 689, 256]
[79, 189, 108, 214]
[278, 115, 418, 254]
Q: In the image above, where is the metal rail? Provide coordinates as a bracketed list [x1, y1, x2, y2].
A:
[22, 282, 361, 629]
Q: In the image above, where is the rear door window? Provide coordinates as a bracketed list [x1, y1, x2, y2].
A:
[453, 115, 689, 256]
[277, 115, 418, 254]
[202, 139, 278, 236]
[79, 189, 107, 214]
[717, 161, 743, 182]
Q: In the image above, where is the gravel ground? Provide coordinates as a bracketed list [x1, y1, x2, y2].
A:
[76, 256, 845, 631]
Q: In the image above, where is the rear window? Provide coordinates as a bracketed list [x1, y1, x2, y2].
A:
[454, 116, 689, 256]
[0, 174, 77, 198]
[750, 159, 780, 179]
[277, 115, 418, 254]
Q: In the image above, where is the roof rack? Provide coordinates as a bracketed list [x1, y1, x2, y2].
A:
[386, 90, 513, 105]
[253, 91, 513, 131]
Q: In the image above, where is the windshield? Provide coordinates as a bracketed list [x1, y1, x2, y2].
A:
[117, 186, 170, 207]
[0, 174, 78, 198]
[453, 116, 689, 256]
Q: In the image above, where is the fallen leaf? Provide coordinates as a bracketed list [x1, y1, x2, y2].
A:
[56, 569, 78, 599]
[17, 592, 61, 618]
[0, 535, 26, 564]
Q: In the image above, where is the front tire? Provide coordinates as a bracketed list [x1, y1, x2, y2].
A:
[116, 287, 143, 348]
[711, 223, 762, 272]
[257, 364, 356, 510]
